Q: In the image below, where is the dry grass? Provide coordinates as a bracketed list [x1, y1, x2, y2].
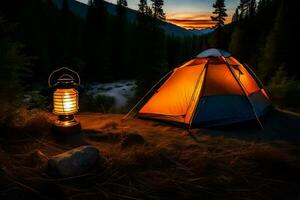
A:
[1, 111, 300, 200]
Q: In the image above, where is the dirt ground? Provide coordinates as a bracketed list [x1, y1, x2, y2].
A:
[0, 109, 300, 200]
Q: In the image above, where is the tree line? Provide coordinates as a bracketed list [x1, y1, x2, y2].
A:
[0, 0, 202, 88]
[209, 0, 299, 109]
[0, 0, 299, 110]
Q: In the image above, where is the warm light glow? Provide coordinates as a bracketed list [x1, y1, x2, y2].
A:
[139, 62, 206, 124]
[166, 12, 232, 29]
[227, 57, 260, 95]
[53, 88, 78, 115]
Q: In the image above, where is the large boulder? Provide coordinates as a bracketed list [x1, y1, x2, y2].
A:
[48, 145, 100, 177]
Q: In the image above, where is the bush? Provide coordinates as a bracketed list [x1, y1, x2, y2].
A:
[0, 17, 31, 126]
[24, 91, 51, 110]
[266, 66, 300, 110]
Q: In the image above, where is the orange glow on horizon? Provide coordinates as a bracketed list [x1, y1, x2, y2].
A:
[167, 13, 232, 30]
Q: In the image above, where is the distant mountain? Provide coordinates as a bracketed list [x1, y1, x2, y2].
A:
[189, 28, 214, 36]
[51, 0, 214, 37]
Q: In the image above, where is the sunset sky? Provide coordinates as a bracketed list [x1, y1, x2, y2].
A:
[77, 0, 239, 29]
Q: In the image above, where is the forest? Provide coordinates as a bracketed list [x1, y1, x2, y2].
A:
[0, 0, 299, 115]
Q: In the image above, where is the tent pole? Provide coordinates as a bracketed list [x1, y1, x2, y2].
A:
[184, 63, 207, 123]
[243, 63, 265, 88]
[222, 57, 264, 129]
[243, 63, 271, 100]
[188, 62, 209, 130]
[122, 70, 174, 120]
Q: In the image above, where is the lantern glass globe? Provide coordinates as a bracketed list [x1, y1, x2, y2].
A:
[53, 88, 78, 115]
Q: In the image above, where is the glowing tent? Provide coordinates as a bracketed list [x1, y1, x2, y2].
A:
[127, 49, 271, 128]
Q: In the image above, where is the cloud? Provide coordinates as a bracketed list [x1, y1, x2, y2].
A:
[167, 18, 216, 29]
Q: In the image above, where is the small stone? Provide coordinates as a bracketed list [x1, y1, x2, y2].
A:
[48, 145, 99, 177]
[121, 133, 145, 148]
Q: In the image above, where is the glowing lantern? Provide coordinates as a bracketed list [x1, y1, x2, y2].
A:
[48, 67, 81, 131]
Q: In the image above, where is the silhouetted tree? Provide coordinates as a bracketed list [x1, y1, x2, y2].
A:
[151, 0, 165, 20]
[138, 0, 147, 13]
[83, 0, 109, 81]
[211, 0, 228, 28]
[145, 5, 153, 16]
[238, 0, 250, 19]
[232, 8, 239, 22]
[0, 17, 31, 113]
[257, 0, 267, 14]
[117, 0, 127, 7]
[258, 0, 288, 81]
[248, 0, 257, 18]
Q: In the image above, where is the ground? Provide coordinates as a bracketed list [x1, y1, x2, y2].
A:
[1, 109, 300, 200]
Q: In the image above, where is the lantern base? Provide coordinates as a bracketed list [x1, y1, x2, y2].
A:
[52, 115, 81, 134]
[52, 122, 81, 135]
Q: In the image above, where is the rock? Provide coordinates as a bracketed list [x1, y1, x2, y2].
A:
[121, 133, 145, 148]
[48, 145, 99, 177]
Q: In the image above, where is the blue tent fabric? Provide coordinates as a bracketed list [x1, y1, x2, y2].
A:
[191, 90, 271, 127]
[249, 90, 271, 116]
[197, 48, 231, 58]
[192, 95, 254, 127]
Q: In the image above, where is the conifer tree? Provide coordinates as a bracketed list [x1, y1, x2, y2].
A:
[238, 0, 250, 19]
[117, 0, 128, 19]
[258, 0, 288, 82]
[232, 8, 239, 22]
[145, 5, 153, 16]
[211, 0, 228, 28]
[257, 0, 267, 14]
[138, 0, 147, 14]
[117, 0, 127, 7]
[248, 0, 256, 18]
[84, 0, 109, 81]
[151, 0, 165, 20]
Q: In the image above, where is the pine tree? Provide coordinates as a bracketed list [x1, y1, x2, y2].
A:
[258, 0, 288, 82]
[117, 0, 127, 7]
[0, 17, 31, 115]
[239, 0, 249, 19]
[117, 0, 128, 19]
[229, 26, 242, 55]
[151, 0, 165, 20]
[211, 0, 228, 28]
[145, 5, 153, 16]
[257, 0, 267, 14]
[232, 8, 239, 22]
[84, 0, 109, 81]
[248, 0, 256, 18]
[138, 0, 147, 14]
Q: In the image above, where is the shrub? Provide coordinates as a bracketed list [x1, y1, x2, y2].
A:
[266, 66, 300, 110]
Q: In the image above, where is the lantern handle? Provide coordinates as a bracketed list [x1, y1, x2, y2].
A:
[58, 74, 75, 80]
[48, 67, 81, 87]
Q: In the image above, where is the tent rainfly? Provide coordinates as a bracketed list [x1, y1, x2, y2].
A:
[125, 48, 271, 128]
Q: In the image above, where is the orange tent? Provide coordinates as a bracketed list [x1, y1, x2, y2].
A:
[126, 49, 271, 128]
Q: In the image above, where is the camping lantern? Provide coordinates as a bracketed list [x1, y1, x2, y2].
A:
[48, 67, 81, 132]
